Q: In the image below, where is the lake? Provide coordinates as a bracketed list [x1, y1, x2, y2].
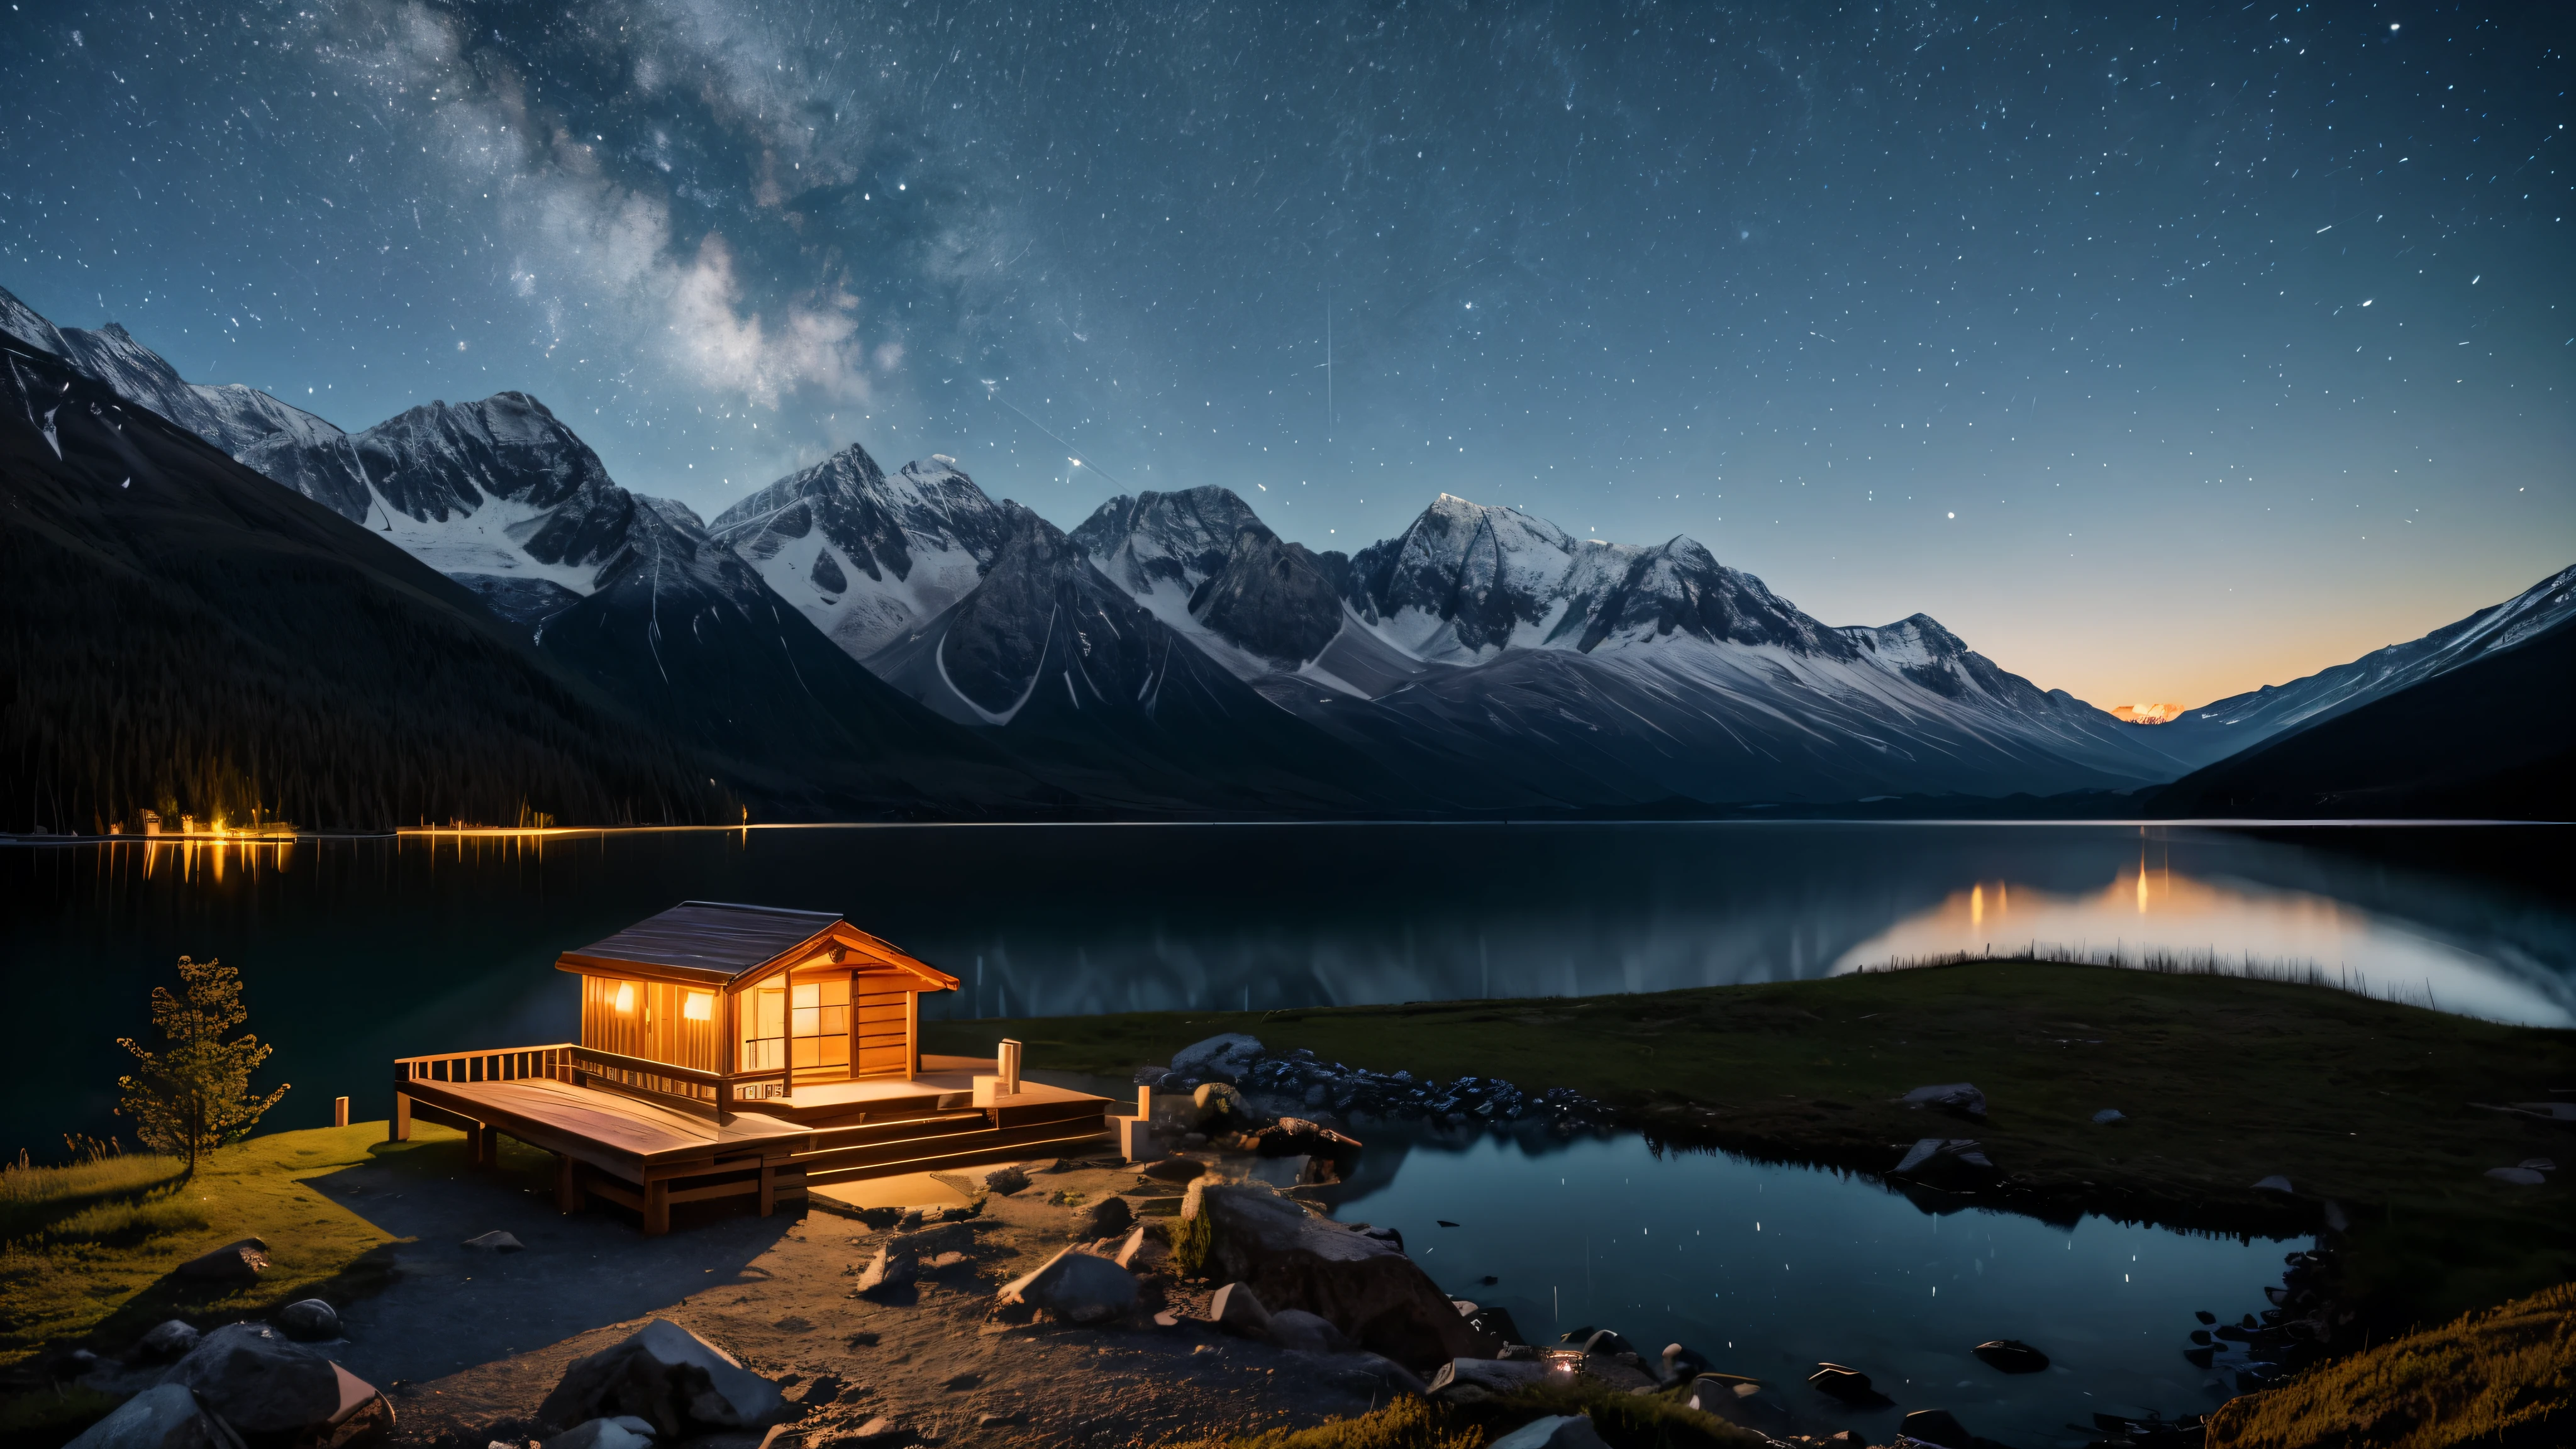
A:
[7, 822, 2570, 1148]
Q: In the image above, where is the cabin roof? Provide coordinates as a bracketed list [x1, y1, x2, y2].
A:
[554, 901, 957, 991]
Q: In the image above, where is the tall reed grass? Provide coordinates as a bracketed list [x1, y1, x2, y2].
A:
[1, 1138, 191, 1243]
[1854, 944, 2453, 1013]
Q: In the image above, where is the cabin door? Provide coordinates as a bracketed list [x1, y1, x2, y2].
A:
[741, 970, 851, 1079]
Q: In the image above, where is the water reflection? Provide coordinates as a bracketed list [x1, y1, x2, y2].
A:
[4, 823, 2568, 1144]
[1328, 1130, 2300, 1446]
[1836, 841, 2576, 1026]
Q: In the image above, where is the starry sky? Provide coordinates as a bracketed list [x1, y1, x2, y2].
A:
[3, 0, 2570, 709]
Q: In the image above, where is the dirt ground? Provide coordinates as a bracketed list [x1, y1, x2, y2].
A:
[311, 1145, 1417, 1449]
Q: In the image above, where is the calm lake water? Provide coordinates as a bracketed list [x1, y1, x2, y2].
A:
[6, 822, 2570, 1148]
[1321, 1128, 2302, 1448]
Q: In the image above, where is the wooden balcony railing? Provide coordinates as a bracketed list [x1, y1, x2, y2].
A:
[392, 1043, 791, 1121]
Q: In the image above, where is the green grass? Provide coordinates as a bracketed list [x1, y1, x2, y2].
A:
[928, 957, 2576, 1333]
[0, 1121, 503, 1370]
[2207, 1280, 2575, 1448]
[1162, 1377, 1765, 1448]
[0, 1153, 187, 1242]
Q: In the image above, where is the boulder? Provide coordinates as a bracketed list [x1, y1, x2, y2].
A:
[1263, 1309, 1353, 1353]
[1425, 1358, 1551, 1404]
[1896, 1084, 1987, 1119]
[1113, 1225, 1163, 1272]
[158, 1324, 389, 1448]
[273, 1301, 339, 1344]
[1465, 1303, 1526, 1347]
[135, 1321, 203, 1365]
[1191, 1082, 1247, 1128]
[540, 1421, 653, 1449]
[1211, 1282, 1273, 1337]
[936, 1164, 1029, 1197]
[1072, 1195, 1135, 1241]
[1169, 1034, 1262, 1080]
[1971, 1339, 2050, 1374]
[996, 1247, 1138, 1324]
[843, 1417, 902, 1446]
[1489, 1416, 1610, 1449]
[460, 1231, 523, 1253]
[2251, 1175, 2296, 1194]
[1189, 1183, 1497, 1370]
[2092, 1108, 2128, 1124]
[1330, 1353, 1430, 1398]
[1659, 1341, 1712, 1385]
[535, 1319, 782, 1437]
[1687, 1375, 1790, 1433]
[174, 1238, 270, 1284]
[1897, 1408, 1972, 1448]
[2485, 1167, 2547, 1185]
[63, 1383, 239, 1449]
[850, 1245, 916, 1294]
[1807, 1363, 1892, 1407]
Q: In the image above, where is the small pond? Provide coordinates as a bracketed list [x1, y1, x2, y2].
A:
[1319, 1128, 2297, 1448]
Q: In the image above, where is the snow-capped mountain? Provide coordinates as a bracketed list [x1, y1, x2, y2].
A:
[708, 444, 1011, 661]
[868, 501, 1406, 811]
[2142, 563, 2576, 770]
[0, 284, 342, 457]
[1070, 487, 2194, 802]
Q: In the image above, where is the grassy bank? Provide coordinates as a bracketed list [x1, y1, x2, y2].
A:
[0, 1121, 485, 1371]
[926, 957, 2576, 1333]
[2207, 1280, 2575, 1448]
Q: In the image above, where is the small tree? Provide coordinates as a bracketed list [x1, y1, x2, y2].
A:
[116, 957, 290, 1175]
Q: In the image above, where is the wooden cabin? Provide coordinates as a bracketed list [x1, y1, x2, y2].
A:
[555, 901, 957, 1109]
[389, 901, 1116, 1235]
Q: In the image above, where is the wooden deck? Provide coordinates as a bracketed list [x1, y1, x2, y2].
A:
[394, 1045, 1113, 1235]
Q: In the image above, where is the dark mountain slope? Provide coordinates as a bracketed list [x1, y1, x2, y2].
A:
[2149, 615, 2576, 820]
[0, 338, 727, 832]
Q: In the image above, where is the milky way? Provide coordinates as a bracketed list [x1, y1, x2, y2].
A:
[3, 1, 2568, 704]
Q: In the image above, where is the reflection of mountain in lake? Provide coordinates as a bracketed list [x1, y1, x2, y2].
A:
[1834, 855, 2576, 1026]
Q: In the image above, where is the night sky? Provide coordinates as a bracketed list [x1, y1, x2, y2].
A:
[3, 1, 2569, 708]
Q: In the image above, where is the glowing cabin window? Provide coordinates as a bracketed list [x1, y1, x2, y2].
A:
[613, 981, 637, 1015]
[682, 991, 714, 1023]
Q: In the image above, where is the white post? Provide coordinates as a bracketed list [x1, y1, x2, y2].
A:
[997, 1038, 1022, 1096]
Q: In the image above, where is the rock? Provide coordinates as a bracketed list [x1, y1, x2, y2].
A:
[2523, 1158, 2560, 1173]
[1072, 1195, 1135, 1240]
[1331, 1353, 1431, 1398]
[1138, 1157, 1209, 1184]
[540, 1421, 652, 1449]
[1896, 1083, 1987, 1119]
[273, 1301, 340, 1343]
[536, 1319, 783, 1437]
[1464, 1304, 1525, 1346]
[1191, 1082, 1246, 1128]
[174, 1238, 270, 1283]
[62, 1382, 238, 1449]
[460, 1231, 523, 1253]
[850, 1245, 916, 1294]
[135, 1321, 203, 1365]
[1575, 1329, 1635, 1358]
[1263, 1309, 1355, 1353]
[1894, 1138, 1993, 1176]
[1112, 1225, 1163, 1271]
[1133, 1065, 1172, 1086]
[998, 1247, 1137, 1324]
[1489, 1415, 1610, 1449]
[1211, 1282, 1273, 1336]
[1972, 1339, 2050, 1374]
[896, 1221, 976, 1258]
[843, 1416, 901, 1446]
[1577, 1353, 1658, 1393]
[1687, 1375, 1791, 1433]
[1660, 1341, 1711, 1385]
[1897, 1408, 1972, 1448]
[941, 1165, 1029, 1197]
[1356, 1225, 1404, 1254]
[1188, 1183, 1496, 1369]
[1426, 1358, 1552, 1404]
[2485, 1167, 2548, 1185]
[1169, 1033, 1262, 1080]
[2092, 1109, 2128, 1124]
[159, 1323, 391, 1448]
[2251, 1175, 2295, 1193]
[1807, 1363, 1892, 1407]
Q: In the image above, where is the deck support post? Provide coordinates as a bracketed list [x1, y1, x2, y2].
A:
[758, 1160, 777, 1218]
[555, 1154, 584, 1213]
[469, 1122, 496, 1169]
[390, 1091, 412, 1143]
[643, 1177, 671, 1236]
